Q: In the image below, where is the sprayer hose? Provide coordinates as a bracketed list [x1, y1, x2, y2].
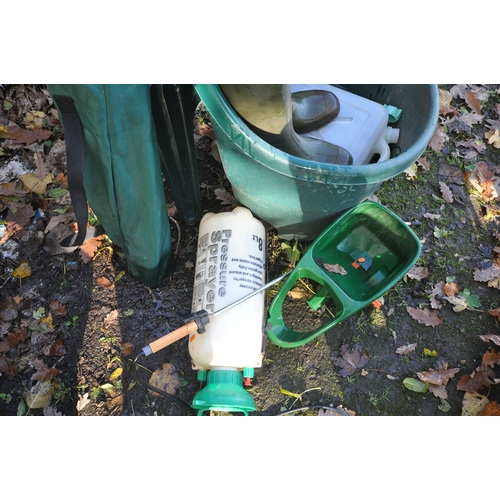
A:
[132, 352, 196, 414]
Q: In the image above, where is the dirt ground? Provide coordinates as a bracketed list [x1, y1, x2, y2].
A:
[1, 84, 500, 417]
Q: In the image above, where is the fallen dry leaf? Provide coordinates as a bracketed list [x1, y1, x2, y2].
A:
[0, 356, 17, 379]
[465, 91, 482, 114]
[103, 309, 119, 329]
[76, 393, 91, 412]
[12, 261, 32, 279]
[25, 110, 46, 129]
[430, 282, 445, 309]
[120, 341, 134, 356]
[24, 380, 53, 409]
[416, 368, 460, 386]
[406, 266, 429, 281]
[395, 343, 417, 356]
[148, 362, 181, 397]
[429, 126, 447, 152]
[428, 384, 448, 399]
[19, 172, 53, 195]
[482, 349, 500, 369]
[43, 406, 63, 416]
[323, 263, 347, 275]
[47, 338, 67, 357]
[0, 203, 35, 244]
[461, 391, 489, 416]
[439, 181, 454, 203]
[468, 161, 500, 200]
[473, 264, 500, 282]
[34, 152, 48, 179]
[79, 235, 103, 263]
[406, 307, 442, 327]
[423, 212, 441, 220]
[443, 294, 468, 312]
[333, 344, 369, 377]
[30, 357, 62, 382]
[96, 276, 113, 288]
[444, 282, 460, 296]
[438, 89, 454, 115]
[479, 334, 500, 346]
[287, 288, 309, 299]
[404, 163, 418, 180]
[7, 124, 52, 145]
[214, 188, 238, 208]
[457, 366, 496, 392]
[478, 401, 500, 416]
[485, 129, 500, 148]
[417, 156, 431, 170]
[49, 301, 67, 316]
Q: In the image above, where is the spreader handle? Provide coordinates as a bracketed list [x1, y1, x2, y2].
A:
[143, 321, 199, 356]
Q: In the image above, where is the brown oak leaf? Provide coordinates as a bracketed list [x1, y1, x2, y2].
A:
[473, 265, 500, 282]
[5, 327, 29, 350]
[30, 357, 62, 381]
[47, 338, 67, 357]
[407, 266, 429, 281]
[103, 309, 119, 329]
[395, 343, 417, 355]
[7, 124, 52, 145]
[430, 281, 444, 309]
[333, 344, 369, 377]
[417, 368, 460, 386]
[428, 384, 448, 399]
[323, 263, 348, 275]
[444, 282, 460, 296]
[0, 356, 17, 379]
[482, 349, 500, 369]
[457, 366, 496, 392]
[479, 334, 500, 346]
[429, 126, 448, 152]
[439, 181, 454, 203]
[79, 235, 103, 263]
[478, 401, 500, 416]
[406, 307, 442, 327]
[49, 301, 67, 316]
[214, 188, 238, 208]
[465, 91, 482, 114]
[120, 341, 134, 356]
[0, 203, 35, 245]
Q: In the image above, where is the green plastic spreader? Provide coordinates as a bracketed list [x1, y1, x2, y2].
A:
[266, 201, 421, 348]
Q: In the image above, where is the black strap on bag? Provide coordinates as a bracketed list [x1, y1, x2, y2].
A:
[53, 94, 105, 252]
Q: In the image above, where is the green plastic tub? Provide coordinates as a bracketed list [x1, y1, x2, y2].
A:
[194, 84, 439, 241]
[266, 201, 421, 348]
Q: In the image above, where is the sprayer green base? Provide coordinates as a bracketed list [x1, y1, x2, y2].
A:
[191, 369, 255, 416]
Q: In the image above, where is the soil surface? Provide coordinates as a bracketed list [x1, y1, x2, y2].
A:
[1, 84, 500, 417]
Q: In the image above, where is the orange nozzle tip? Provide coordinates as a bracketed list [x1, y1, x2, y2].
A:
[352, 262, 360, 269]
[372, 299, 382, 308]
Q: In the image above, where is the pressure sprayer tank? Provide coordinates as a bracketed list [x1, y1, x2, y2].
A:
[189, 206, 266, 415]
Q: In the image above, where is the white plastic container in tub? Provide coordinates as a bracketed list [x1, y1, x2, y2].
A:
[290, 84, 400, 165]
[189, 206, 266, 372]
[194, 84, 439, 241]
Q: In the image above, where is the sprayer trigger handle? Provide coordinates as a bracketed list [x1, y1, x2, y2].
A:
[144, 321, 200, 355]
[182, 310, 211, 333]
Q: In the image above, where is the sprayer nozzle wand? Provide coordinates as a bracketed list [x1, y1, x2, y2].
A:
[140, 271, 291, 356]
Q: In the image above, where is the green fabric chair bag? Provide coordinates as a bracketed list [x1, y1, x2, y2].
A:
[48, 84, 174, 287]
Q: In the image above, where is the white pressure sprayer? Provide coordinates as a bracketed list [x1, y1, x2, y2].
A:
[189, 206, 266, 415]
[140, 207, 288, 415]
